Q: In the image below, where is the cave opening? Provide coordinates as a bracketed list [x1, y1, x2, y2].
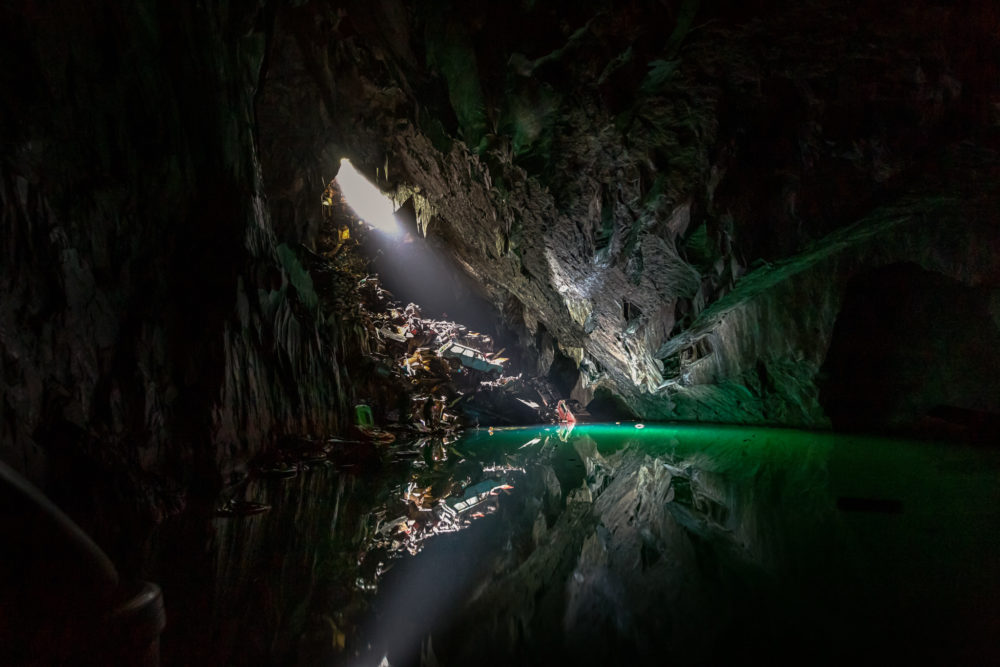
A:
[336, 158, 403, 237]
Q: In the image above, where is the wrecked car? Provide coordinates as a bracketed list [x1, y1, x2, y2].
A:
[437, 341, 503, 375]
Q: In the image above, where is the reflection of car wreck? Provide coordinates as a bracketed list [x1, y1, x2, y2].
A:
[436, 479, 513, 523]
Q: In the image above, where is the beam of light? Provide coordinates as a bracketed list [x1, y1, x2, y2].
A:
[336, 158, 401, 235]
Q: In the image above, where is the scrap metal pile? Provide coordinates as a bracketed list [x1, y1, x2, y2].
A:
[355, 276, 576, 435]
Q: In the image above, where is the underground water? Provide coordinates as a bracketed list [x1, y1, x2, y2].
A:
[166, 424, 1000, 666]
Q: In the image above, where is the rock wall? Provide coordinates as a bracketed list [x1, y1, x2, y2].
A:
[647, 184, 1000, 428]
[0, 2, 354, 567]
[256, 0, 1000, 434]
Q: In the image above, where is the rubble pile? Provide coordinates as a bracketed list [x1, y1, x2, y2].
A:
[307, 181, 584, 438]
[349, 275, 579, 435]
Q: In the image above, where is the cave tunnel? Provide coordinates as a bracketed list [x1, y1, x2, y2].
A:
[820, 262, 1000, 441]
[2, 1, 1000, 665]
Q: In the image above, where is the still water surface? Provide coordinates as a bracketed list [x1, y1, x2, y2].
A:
[167, 424, 1000, 666]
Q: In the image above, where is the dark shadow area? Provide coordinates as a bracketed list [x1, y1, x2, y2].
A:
[819, 262, 1000, 442]
[585, 387, 638, 422]
[547, 347, 580, 398]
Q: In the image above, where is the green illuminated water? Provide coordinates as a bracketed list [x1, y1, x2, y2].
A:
[360, 424, 1000, 667]
[191, 424, 1000, 666]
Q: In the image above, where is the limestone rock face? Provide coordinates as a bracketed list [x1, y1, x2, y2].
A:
[256, 0, 1000, 435]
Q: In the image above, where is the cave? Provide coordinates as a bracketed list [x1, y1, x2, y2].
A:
[2, 1, 999, 665]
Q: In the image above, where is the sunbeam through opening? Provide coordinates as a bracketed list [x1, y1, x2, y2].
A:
[336, 158, 401, 235]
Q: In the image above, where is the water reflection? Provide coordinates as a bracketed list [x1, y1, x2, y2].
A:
[179, 425, 1000, 666]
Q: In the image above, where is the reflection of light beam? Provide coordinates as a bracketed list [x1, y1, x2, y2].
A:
[519, 437, 542, 449]
[336, 158, 401, 235]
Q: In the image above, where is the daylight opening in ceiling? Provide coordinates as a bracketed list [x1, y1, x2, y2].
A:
[336, 158, 401, 236]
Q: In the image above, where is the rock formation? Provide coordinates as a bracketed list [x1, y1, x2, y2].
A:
[254, 0, 1000, 437]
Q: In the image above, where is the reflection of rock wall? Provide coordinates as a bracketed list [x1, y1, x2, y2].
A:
[157, 464, 380, 666]
[436, 434, 789, 665]
[435, 428, 924, 665]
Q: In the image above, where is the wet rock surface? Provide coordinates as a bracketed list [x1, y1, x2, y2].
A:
[644, 184, 1000, 429]
[0, 1, 300, 572]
